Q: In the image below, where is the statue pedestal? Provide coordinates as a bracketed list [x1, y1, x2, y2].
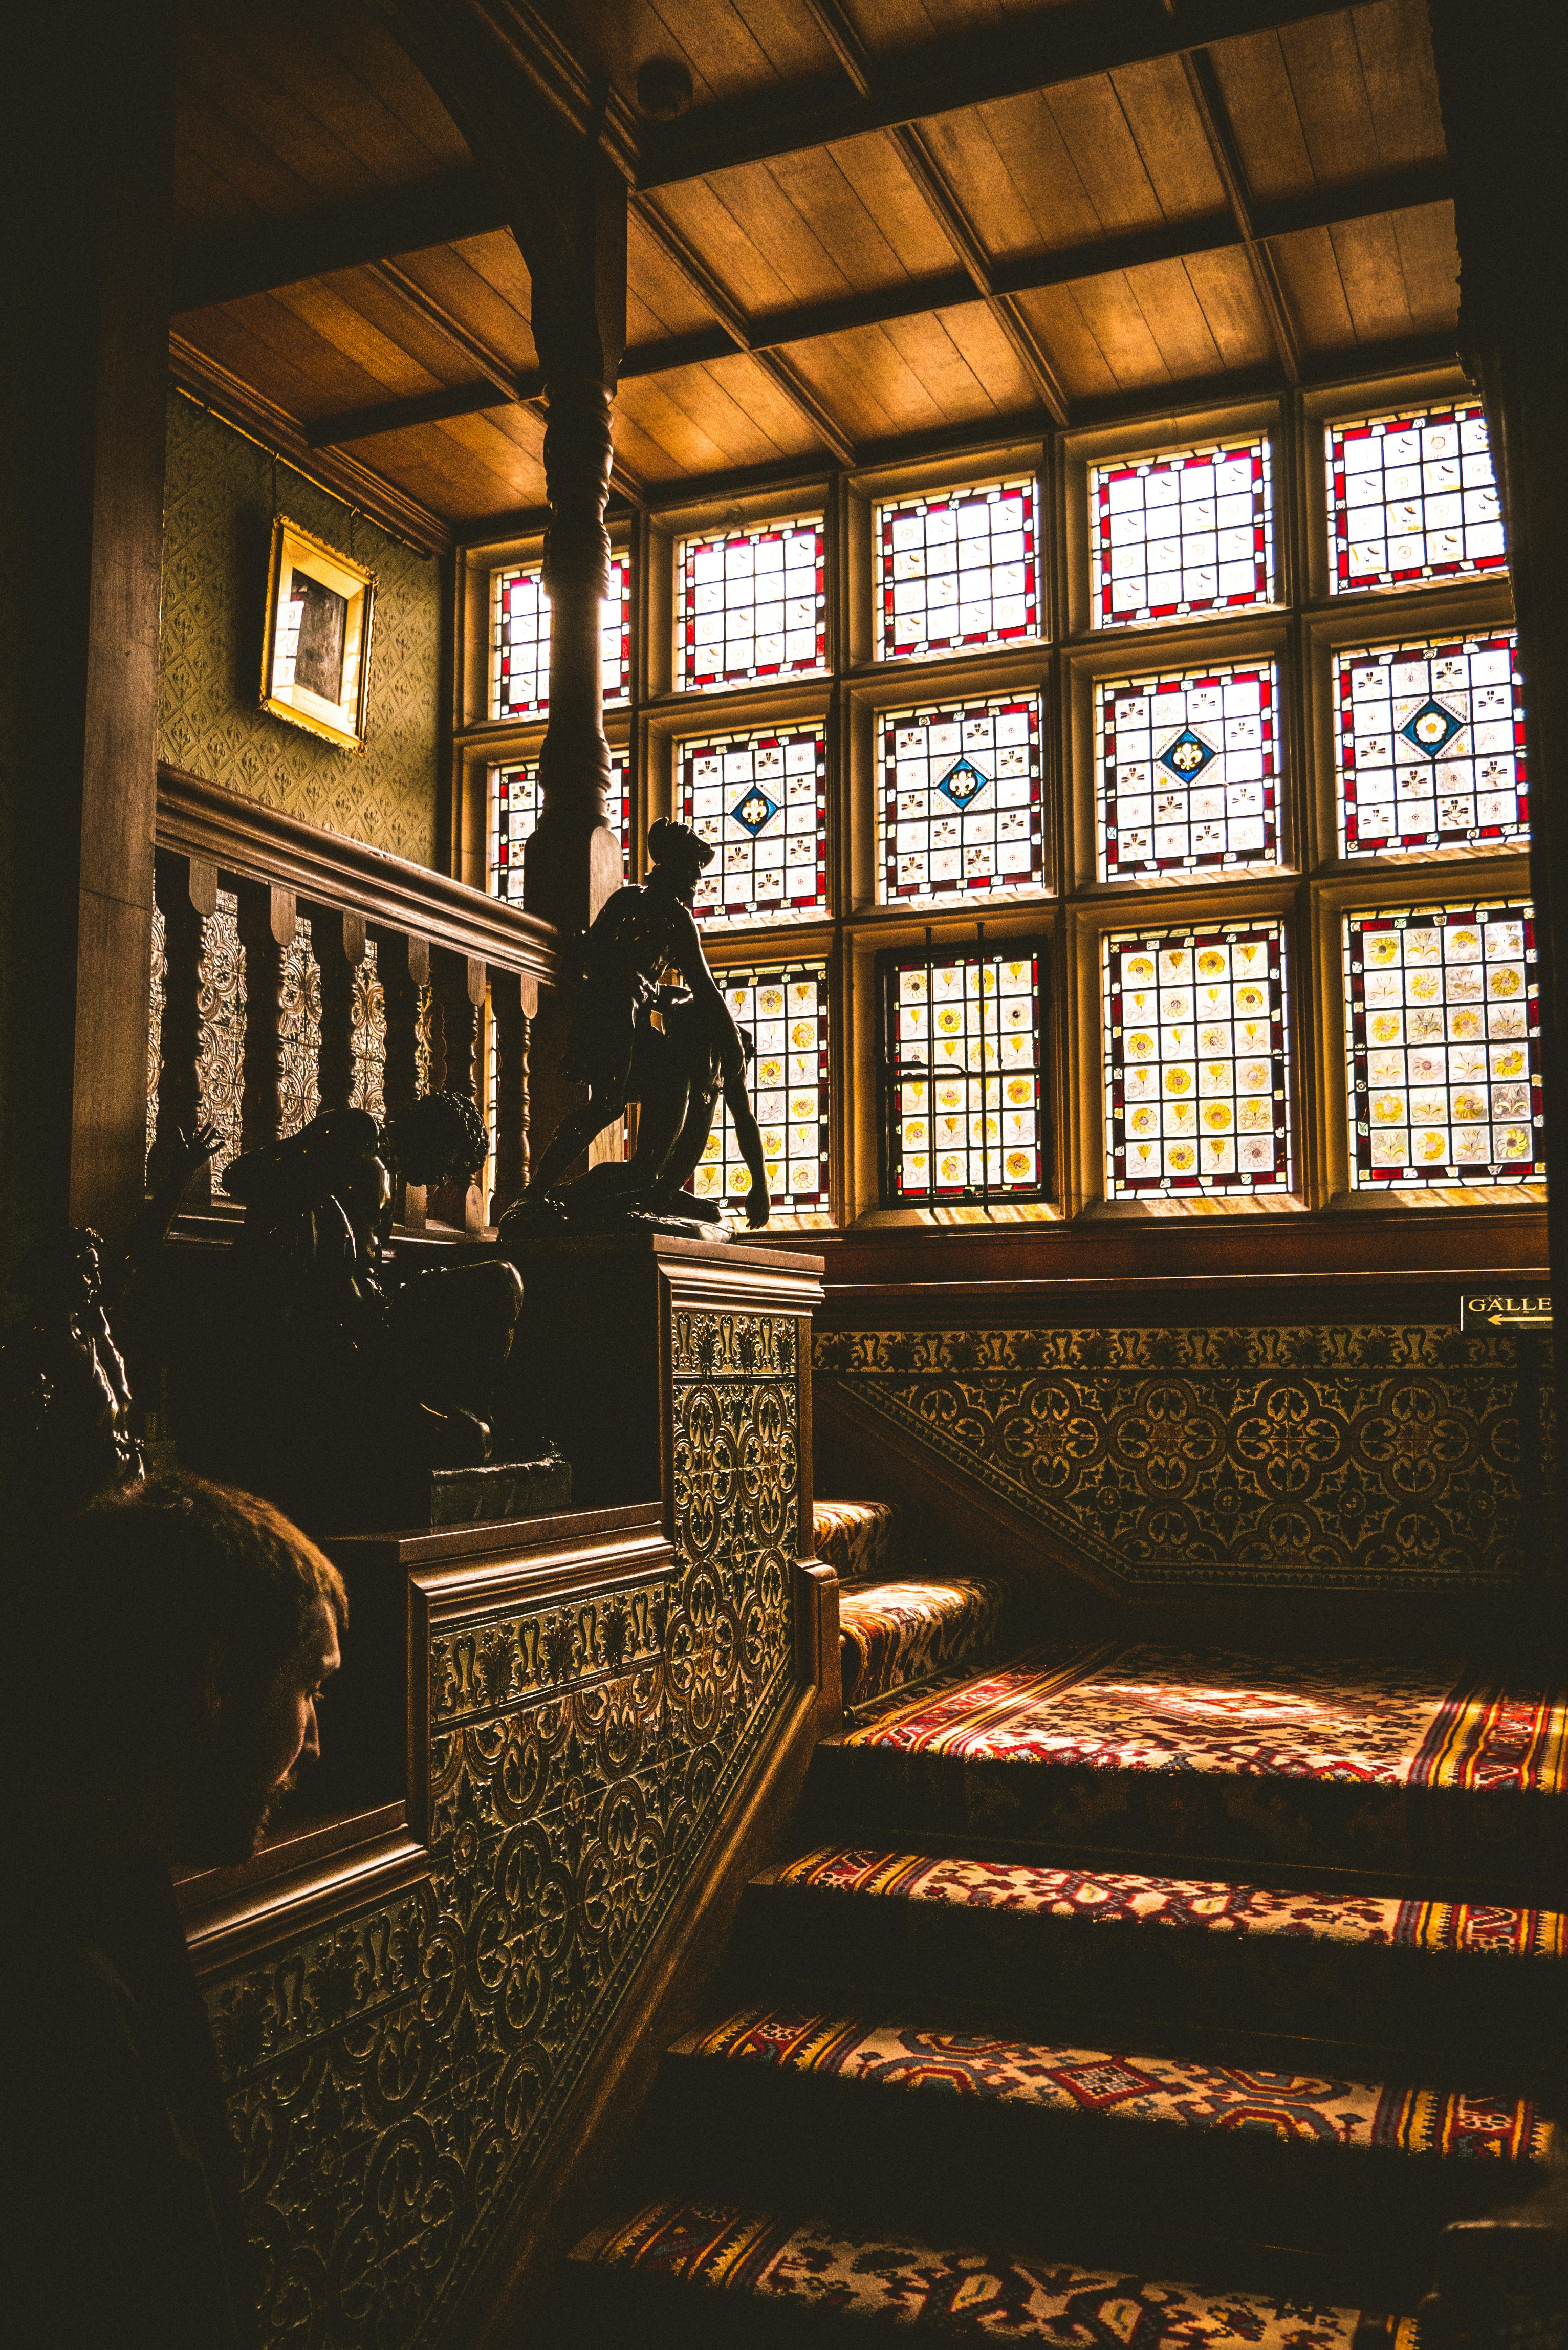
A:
[506, 1229, 825, 1528]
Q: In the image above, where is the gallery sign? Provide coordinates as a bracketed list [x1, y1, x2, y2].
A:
[1458, 1291, 1552, 1328]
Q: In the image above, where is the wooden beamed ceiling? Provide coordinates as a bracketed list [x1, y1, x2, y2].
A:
[169, 0, 1461, 533]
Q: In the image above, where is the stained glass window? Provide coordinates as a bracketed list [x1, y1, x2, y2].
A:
[1091, 438, 1273, 629]
[1326, 403, 1505, 595]
[883, 946, 1047, 1204]
[1334, 632, 1528, 857]
[877, 693, 1044, 905]
[676, 519, 825, 692]
[490, 556, 631, 719]
[1096, 661, 1278, 880]
[678, 725, 828, 926]
[875, 477, 1039, 661]
[690, 963, 831, 1217]
[488, 757, 628, 899]
[1343, 901, 1542, 1188]
[1104, 922, 1290, 1196]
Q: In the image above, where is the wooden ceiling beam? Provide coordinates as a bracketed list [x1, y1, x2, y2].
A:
[637, 0, 1363, 190]
[171, 165, 507, 313]
[629, 195, 857, 465]
[301, 162, 1449, 449]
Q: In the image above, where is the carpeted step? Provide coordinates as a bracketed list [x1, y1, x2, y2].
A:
[839, 1577, 1012, 1708]
[813, 1500, 906, 1585]
[736, 1848, 1568, 2086]
[562, 2201, 1417, 2349]
[811, 1641, 1568, 1901]
[637, 2003, 1552, 2301]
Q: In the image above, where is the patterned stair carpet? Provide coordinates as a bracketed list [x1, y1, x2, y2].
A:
[839, 1579, 1012, 1708]
[571, 2201, 1417, 2347]
[816, 1642, 1568, 1892]
[813, 1500, 904, 1585]
[743, 1849, 1568, 2078]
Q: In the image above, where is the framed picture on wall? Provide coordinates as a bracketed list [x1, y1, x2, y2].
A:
[260, 515, 375, 751]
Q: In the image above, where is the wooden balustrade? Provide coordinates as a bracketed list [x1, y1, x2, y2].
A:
[153, 765, 558, 1228]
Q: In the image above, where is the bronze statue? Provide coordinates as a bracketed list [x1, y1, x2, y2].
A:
[216, 1099, 526, 1530]
[500, 819, 771, 1238]
[0, 1123, 218, 1513]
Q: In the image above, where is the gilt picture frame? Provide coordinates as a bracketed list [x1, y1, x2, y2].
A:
[260, 515, 375, 752]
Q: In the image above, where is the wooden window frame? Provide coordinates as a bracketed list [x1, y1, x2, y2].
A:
[450, 358, 1529, 1237]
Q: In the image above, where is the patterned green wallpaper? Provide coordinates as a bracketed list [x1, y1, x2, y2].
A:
[816, 1324, 1554, 1592]
[157, 393, 443, 865]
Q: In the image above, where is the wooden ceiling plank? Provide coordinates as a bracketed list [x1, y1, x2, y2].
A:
[637, 0, 1369, 188]
[1326, 212, 1419, 346]
[1179, 243, 1276, 371]
[920, 96, 1098, 263]
[1267, 224, 1357, 351]
[758, 144, 919, 294]
[1177, 47, 1300, 382]
[172, 166, 507, 312]
[725, 0, 850, 82]
[189, 289, 408, 417]
[1056, 267, 1170, 391]
[788, 329, 939, 444]
[270, 275, 454, 397]
[178, 16, 389, 203]
[1011, 281, 1134, 403]
[195, 3, 457, 190]
[615, 368, 781, 475]
[1107, 53, 1230, 224]
[1205, 27, 1312, 203]
[1386, 200, 1460, 337]
[1275, 11, 1384, 187]
[1122, 255, 1225, 380]
[627, 210, 727, 336]
[173, 79, 320, 219]
[172, 139, 269, 233]
[689, 161, 864, 307]
[1349, 0, 1447, 174]
[824, 129, 970, 277]
[304, 1, 474, 163]
[886, 303, 1039, 419]
[390, 243, 539, 372]
[1039, 76, 1165, 238]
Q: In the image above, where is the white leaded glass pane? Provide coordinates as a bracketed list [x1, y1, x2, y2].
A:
[874, 476, 1040, 661]
[488, 758, 629, 898]
[1343, 902, 1542, 1188]
[877, 692, 1044, 906]
[1096, 661, 1279, 881]
[679, 725, 828, 926]
[1334, 632, 1528, 857]
[885, 947, 1046, 1203]
[1327, 403, 1505, 595]
[489, 557, 631, 719]
[1091, 437, 1273, 629]
[1104, 922, 1291, 1196]
[676, 519, 825, 692]
[691, 963, 831, 1218]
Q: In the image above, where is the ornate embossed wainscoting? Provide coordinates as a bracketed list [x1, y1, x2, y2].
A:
[179, 1237, 829, 2349]
[813, 1274, 1554, 1653]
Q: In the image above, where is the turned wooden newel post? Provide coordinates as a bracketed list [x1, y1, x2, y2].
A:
[381, 929, 429, 1227]
[313, 906, 366, 1114]
[489, 967, 536, 1222]
[235, 882, 296, 1155]
[152, 851, 217, 1209]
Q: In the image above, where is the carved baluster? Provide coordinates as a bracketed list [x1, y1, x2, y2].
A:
[234, 881, 295, 1155]
[431, 946, 487, 1230]
[381, 929, 429, 1227]
[490, 968, 533, 1222]
[312, 907, 365, 1114]
[152, 851, 217, 1209]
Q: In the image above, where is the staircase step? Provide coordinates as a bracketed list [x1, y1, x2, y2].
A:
[565, 2200, 1417, 2349]
[813, 1499, 905, 1585]
[840, 1578, 1011, 1708]
[813, 1642, 1568, 1900]
[738, 1848, 1567, 2082]
[640, 2003, 1551, 2295]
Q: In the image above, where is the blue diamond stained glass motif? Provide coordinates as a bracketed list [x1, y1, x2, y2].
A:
[1158, 726, 1217, 781]
[936, 756, 989, 809]
[1400, 697, 1465, 758]
[732, 787, 779, 835]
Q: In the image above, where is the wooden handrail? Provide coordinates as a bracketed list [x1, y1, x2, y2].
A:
[156, 764, 558, 988]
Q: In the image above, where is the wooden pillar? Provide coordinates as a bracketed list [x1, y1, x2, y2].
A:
[431, 946, 487, 1232]
[1428, 3, 1568, 1617]
[0, 0, 176, 1272]
[490, 967, 533, 1221]
[151, 853, 218, 1211]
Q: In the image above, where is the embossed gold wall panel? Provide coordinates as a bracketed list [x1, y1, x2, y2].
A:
[817, 1325, 1553, 1590]
[201, 1305, 803, 2347]
[158, 394, 442, 866]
